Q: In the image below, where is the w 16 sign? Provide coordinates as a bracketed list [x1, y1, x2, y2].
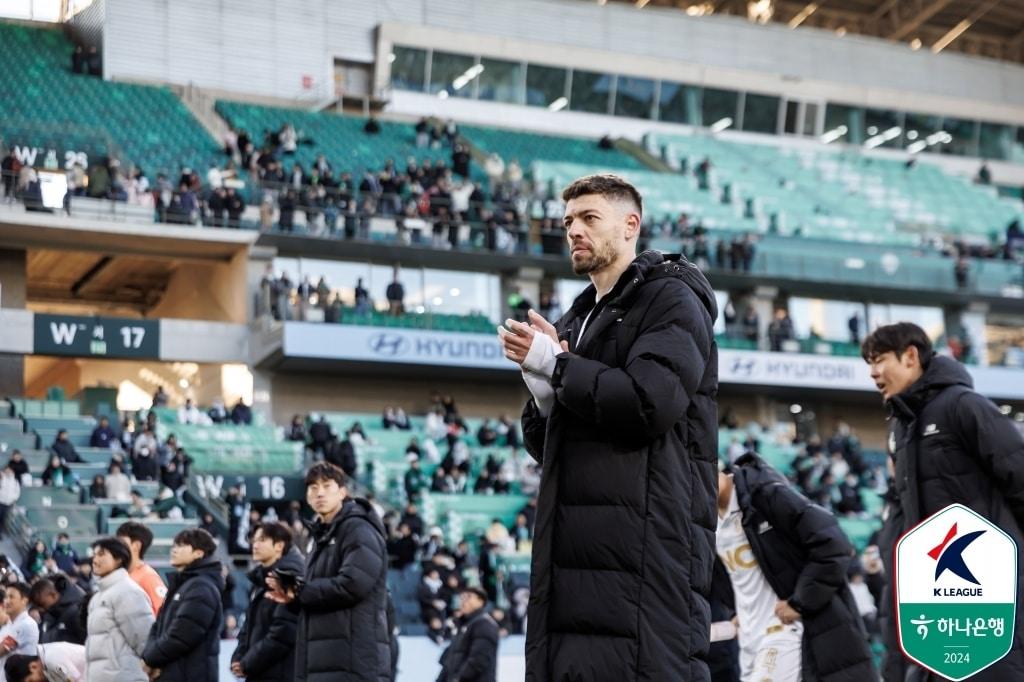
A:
[895, 503, 1018, 680]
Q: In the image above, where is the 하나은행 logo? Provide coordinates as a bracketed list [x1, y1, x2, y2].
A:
[895, 504, 1018, 681]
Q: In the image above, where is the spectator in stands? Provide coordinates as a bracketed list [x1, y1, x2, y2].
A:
[437, 586, 499, 682]
[85, 536, 154, 681]
[21, 541, 49, 581]
[105, 463, 131, 502]
[130, 434, 159, 483]
[477, 420, 498, 447]
[977, 162, 993, 185]
[278, 189, 297, 232]
[265, 463, 390, 681]
[41, 455, 71, 488]
[141, 529, 223, 682]
[354, 277, 370, 314]
[400, 502, 425, 540]
[954, 254, 970, 288]
[5, 452, 28, 484]
[30, 575, 86, 645]
[286, 415, 306, 442]
[50, 430, 81, 464]
[156, 435, 176, 468]
[0, 467, 19, 536]
[231, 399, 253, 425]
[741, 307, 759, 343]
[90, 416, 117, 449]
[387, 523, 418, 570]
[51, 535, 78, 575]
[207, 398, 228, 424]
[836, 473, 864, 516]
[403, 457, 427, 501]
[116, 522, 166, 615]
[386, 273, 405, 316]
[160, 461, 186, 495]
[509, 513, 532, 551]
[1, 583, 39, 661]
[363, 117, 381, 135]
[177, 399, 201, 425]
[230, 522, 300, 682]
[307, 415, 333, 456]
[418, 568, 447, 624]
[848, 312, 861, 345]
[767, 308, 795, 352]
[225, 187, 245, 228]
[89, 474, 108, 501]
[718, 455, 875, 681]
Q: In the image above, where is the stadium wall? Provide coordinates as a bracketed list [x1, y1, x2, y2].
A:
[97, 0, 1024, 125]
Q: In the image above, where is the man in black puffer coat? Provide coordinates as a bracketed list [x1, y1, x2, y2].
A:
[863, 322, 1024, 681]
[723, 453, 875, 681]
[501, 175, 718, 681]
[231, 522, 302, 682]
[267, 463, 390, 682]
[437, 587, 499, 682]
[141, 529, 223, 681]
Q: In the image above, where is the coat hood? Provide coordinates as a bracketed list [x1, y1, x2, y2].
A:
[568, 250, 718, 322]
[889, 355, 973, 419]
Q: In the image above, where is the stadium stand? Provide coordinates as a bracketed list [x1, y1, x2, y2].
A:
[0, 22, 217, 178]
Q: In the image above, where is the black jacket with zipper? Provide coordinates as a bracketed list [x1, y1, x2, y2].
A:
[522, 251, 718, 681]
[884, 355, 1024, 681]
[232, 546, 304, 681]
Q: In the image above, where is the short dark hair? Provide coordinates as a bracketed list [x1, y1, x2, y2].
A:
[561, 174, 643, 217]
[172, 528, 217, 558]
[253, 522, 293, 554]
[4, 655, 37, 682]
[6, 582, 30, 600]
[92, 537, 131, 568]
[116, 521, 154, 559]
[304, 462, 347, 489]
[28, 579, 57, 605]
[861, 322, 933, 364]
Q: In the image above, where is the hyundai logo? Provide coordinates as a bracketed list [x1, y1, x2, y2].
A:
[730, 356, 756, 377]
[368, 333, 408, 357]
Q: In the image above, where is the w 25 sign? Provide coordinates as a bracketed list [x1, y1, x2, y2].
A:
[34, 314, 159, 359]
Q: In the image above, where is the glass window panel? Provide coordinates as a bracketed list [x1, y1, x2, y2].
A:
[657, 81, 697, 124]
[978, 122, 1012, 161]
[902, 111, 942, 150]
[390, 46, 427, 93]
[824, 102, 863, 145]
[569, 70, 613, 114]
[742, 93, 780, 134]
[864, 108, 904, 148]
[614, 76, 655, 119]
[701, 87, 739, 129]
[428, 51, 476, 98]
[789, 298, 865, 340]
[525, 64, 567, 107]
[478, 58, 524, 104]
[867, 304, 945, 341]
[1012, 127, 1024, 164]
[938, 117, 979, 156]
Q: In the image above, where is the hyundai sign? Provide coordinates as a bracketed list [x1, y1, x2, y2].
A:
[284, 323, 510, 371]
[282, 324, 1024, 398]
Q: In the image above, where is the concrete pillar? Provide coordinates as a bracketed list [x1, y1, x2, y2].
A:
[251, 369, 273, 426]
[248, 246, 277, 324]
[0, 249, 27, 397]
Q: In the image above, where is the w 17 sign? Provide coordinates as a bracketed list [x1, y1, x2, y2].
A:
[895, 503, 1018, 680]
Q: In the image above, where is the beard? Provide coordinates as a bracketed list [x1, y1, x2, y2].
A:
[571, 240, 618, 275]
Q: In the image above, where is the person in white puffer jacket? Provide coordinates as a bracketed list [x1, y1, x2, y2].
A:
[85, 538, 154, 682]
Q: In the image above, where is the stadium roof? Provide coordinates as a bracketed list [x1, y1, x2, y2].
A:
[602, 0, 1024, 65]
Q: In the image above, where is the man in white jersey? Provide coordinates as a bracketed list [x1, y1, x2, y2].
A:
[717, 454, 876, 682]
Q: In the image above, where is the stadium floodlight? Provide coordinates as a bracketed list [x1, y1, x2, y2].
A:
[932, 19, 972, 54]
[710, 117, 733, 132]
[907, 130, 919, 140]
[438, 90, 449, 99]
[388, 52, 396, 63]
[820, 125, 848, 144]
[787, 2, 818, 28]
[906, 141, 927, 154]
[789, 404, 802, 415]
[432, 296, 444, 306]
[548, 96, 568, 112]
[449, 288, 461, 297]
[864, 126, 901, 149]
[452, 64, 484, 91]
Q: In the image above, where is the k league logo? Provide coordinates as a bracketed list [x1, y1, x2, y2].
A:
[895, 503, 1018, 680]
[367, 333, 408, 357]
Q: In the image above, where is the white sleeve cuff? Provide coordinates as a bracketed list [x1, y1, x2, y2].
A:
[522, 332, 560, 379]
[522, 369, 555, 417]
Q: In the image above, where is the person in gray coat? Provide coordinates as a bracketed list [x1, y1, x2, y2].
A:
[85, 537, 155, 682]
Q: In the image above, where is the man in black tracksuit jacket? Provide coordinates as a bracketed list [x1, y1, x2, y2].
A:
[437, 587, 499, 682]
[142, 529, 223, 682]
[501, 175, 718, 680]
[723, 453, 875, 681]
[231, 523, 303, 682]
[267, 463, 390, 682]
[863, 323, 1024, 681]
